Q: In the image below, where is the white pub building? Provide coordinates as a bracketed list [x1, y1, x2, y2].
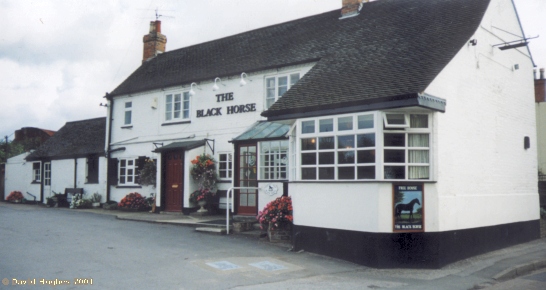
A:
[104, 0, 539, 268]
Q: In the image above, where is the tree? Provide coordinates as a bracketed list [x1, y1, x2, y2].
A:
[0, 139, 25, 163]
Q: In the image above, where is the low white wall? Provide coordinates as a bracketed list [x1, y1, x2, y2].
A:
[257, 181, 285, 212]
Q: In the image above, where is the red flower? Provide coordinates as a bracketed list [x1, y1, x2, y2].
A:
[6, 191, 24, 202]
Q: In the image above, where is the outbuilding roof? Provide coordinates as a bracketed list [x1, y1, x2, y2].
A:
[110, 0, 491, 120]
[26, 117, 106, 161]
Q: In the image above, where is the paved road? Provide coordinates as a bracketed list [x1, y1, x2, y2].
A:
[1, 203, 546, 289]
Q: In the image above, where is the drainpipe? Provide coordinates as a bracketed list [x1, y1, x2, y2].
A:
[74, 158, 77, 188]
[105, 93, 114, 202]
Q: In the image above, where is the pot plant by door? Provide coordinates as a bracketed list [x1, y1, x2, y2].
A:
[257, 196, 293, 243]
[6, 191, 24, 203]
[189, 154, 218, 214]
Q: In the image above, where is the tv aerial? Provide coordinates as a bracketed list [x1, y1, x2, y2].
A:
[155, 8, 174, 20]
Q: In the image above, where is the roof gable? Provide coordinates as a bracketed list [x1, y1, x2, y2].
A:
[26, 117, 106, 161]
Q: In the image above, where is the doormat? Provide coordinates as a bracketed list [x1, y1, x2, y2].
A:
[198, 219, 233, 226]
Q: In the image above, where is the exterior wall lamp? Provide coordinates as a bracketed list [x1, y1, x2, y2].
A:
[213, 77, 224, 91]
[240, 72, 251, 86]
[189, 82, 198, 96]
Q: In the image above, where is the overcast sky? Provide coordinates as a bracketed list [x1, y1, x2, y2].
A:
[0, 0, 544, 140]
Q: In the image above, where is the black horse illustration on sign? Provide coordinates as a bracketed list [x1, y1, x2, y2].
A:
[394, 198, 421, 221]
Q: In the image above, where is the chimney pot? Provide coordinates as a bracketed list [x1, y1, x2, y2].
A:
[341, 0, 364, 19]
[541, 68, 545, 80]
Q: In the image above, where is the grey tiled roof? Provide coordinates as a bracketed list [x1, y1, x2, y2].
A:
[110, 0, 490, 119]
[26, 117, 106, 161]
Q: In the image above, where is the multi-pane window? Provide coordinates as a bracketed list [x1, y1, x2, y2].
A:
[165, 92, 190, 121]
[265, 73, 300, 109]
[44, 162, 51, 186]
[218, 153, 233, 179]
[300, 114, 376, 180]
[298, 112, 431, 181]
[32, 162, 41, 182]
[259, 140, 289, 180]
[119, 158, 137, 185]
[124, 101, 132, 125]
[384, 114, 430, 180]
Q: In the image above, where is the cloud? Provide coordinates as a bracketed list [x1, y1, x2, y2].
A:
[0, 0, 542, 141]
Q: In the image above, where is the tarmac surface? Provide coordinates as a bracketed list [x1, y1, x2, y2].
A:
[81, 206, 546, 283]
[2, 202, 546, 289]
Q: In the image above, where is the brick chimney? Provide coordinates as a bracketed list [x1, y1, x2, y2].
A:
[340, 0, 366, 19]
[536, 68, 546, 102]
[142, 20, 167, 63]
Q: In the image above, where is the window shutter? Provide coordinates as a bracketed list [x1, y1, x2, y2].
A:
[107, 158, 119, 186]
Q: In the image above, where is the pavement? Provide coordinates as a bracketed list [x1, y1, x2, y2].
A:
[3, 201, 546, 288]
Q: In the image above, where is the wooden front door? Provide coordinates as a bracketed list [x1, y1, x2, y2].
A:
[165, 151, 184, 212]
[236, 143, 258, 215]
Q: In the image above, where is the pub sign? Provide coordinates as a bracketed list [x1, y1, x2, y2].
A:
[393, 183, 424, 232]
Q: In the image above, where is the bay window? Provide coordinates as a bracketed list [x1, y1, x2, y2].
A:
[298, 112, 431, 181]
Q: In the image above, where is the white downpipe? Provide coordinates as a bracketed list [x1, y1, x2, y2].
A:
[226, 187, 260, 235]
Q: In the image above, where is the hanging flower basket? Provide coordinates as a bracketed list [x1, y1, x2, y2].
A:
[189, 154, 218, 211]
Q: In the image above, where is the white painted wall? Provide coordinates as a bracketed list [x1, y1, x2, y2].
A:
[108, 63, 315, 206]
[257, 181, 285, 213]
[290, 0, 537, 234]
[4, 153, 41, 201]
[47, 158, 103, 199]
[423, 0, 538, 231]
[49, 159, 74, 196]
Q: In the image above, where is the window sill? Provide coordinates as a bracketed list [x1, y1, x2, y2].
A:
[121, 125, 133, 129]
[31, 181, 41, 184]
[85, 182, 99, 184]
[217, 180, 232, 183]
[115, 185, 142, 188]
[162, 120, 191, 126]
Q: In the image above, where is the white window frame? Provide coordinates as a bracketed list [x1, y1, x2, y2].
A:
[218, 152, 233, 180]
[165, 92, 190, 122]
[296, 111, 432, 181]
[124, 101, 132, 126]
[383, 113, 431, 180]
[44, 162, 51, 186]
[265, 72, 300, 109]
[383, 113, 409, 128]
[259, 140, 289, 180]
[119, 158, 137, 185]
[32, 162, 41, 182]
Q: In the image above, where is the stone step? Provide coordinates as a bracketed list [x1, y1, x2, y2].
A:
[233, 215, 258, 222]
[195, 227, 228, 235]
